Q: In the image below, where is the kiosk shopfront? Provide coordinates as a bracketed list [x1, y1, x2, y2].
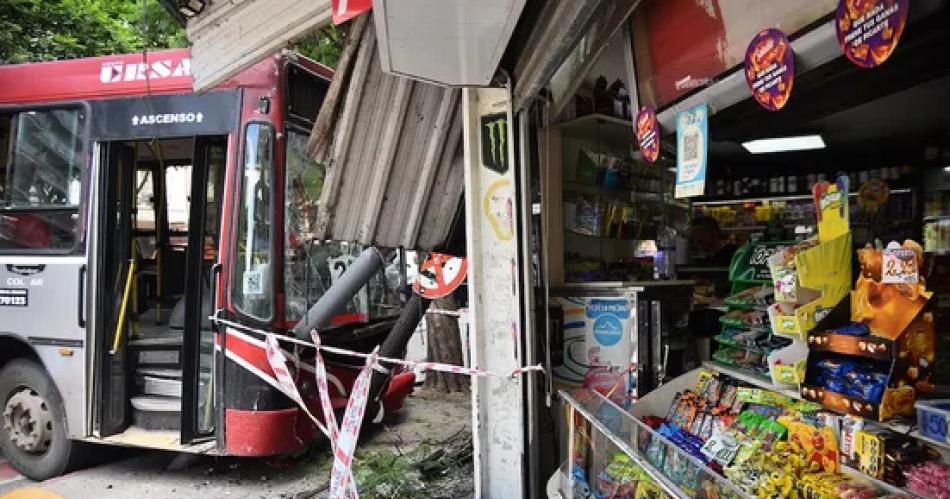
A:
[536, 0, 950, 497]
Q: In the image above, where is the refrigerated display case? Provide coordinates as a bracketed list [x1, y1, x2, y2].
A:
[551, 282, 695, 406]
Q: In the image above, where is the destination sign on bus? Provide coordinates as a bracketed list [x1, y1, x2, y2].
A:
[91, 91, 239, 140]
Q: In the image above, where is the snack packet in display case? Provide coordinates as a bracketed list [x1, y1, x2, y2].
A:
[698, 376, 722, 406]
[719, 309, 769, 330]
[645, 434, 666, 470]
[723, 285, 773, 309]
[701, 428, 742, 466]
[634, 480, 667, 499]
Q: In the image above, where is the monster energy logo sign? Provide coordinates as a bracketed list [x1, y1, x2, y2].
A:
[480, 112, 509, 174]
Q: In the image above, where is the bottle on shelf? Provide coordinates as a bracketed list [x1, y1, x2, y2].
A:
[655, 225, 678, 280]
[787, 175, 798, 194]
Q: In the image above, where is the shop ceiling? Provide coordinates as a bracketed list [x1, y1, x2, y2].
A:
[703, 4, 950, 165]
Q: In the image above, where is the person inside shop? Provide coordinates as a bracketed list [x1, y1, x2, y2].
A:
[684, 215, 739, 362]
[689, 215, 739, 267]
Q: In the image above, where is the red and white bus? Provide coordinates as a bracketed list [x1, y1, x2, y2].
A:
[0, 49, 414, 480]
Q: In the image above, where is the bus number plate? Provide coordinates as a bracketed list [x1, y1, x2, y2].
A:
[0, 288, 28, 307]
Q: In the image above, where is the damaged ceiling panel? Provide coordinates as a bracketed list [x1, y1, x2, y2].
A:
[186, 0, 332, 92]
[309, 17, 464, 251]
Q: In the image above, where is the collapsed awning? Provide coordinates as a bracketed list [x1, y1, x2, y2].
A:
[307, 16, 464, 251]
[185, 0, 333, 92]
[183, 0, 530, 92]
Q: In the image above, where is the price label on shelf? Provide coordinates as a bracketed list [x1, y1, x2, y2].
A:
[882, 245, 918, 284]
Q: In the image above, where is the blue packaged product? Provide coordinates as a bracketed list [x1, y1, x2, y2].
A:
[830, 322, 870, 337]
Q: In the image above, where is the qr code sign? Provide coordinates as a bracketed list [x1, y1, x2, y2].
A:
[243, 270, 263, 295]
[683, 132, 699, 163]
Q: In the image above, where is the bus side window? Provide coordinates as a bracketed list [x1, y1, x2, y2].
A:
[0, 108, 84, 252]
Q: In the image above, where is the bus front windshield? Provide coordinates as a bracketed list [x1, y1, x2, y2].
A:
[283, 128, 401, 325]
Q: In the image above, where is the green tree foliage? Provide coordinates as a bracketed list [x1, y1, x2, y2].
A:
[293, 24, 343, 68]
[0, 0, 186, 64]
[0, 0, 342, 68]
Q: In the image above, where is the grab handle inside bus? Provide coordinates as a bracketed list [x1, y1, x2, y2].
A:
[77, 264, 86, 328]
[110, 259, 137, 355]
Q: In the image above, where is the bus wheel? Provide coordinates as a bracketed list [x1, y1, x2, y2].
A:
[0, 359, 85, 480]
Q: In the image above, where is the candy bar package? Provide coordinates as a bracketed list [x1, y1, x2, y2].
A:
[644, 433, 667, 470]
[688, 411, 707, 437]
[698, 412, 717, 442]
[839, 415, 864, 466]
[813, 356, 889, 403]
[698, 376, 722, 406]
[719, 383, 739, 411]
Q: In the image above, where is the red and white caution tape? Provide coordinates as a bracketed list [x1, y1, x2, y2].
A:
[217, 316, 544, 499]
[263, 334, 330, 437]
[310, 330, 341, 444]
[329, 348, 377, 498]
[217, 317, 544, 380]
[266, 334, 356, 497]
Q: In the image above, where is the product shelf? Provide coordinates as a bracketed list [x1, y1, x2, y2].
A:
[693, 188, 912, 207]
[700, 361, 928, 496]
[550, 113, 633, 146]
[704, 360, 946, 444]
[712, 335, 773, 354]
[702, 361, 917, 430]
[702, 361, 799, 399]
[564, 229, 639, 242]
[909, 429, 950, 452]
[564, 182, 690, 210]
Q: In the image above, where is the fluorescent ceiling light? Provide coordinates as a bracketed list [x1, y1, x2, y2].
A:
[742, 135, 826, 154]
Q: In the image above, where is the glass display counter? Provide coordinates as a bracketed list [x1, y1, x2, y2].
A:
[554, 388, 749, 499]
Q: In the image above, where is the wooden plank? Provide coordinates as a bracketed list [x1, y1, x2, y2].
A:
[308, 13, 371, 161]
[304, 16, 465, 250]
[340, 49, 394, 241]
[314, 21, 377, 239]
[416, 120, 465, 250]
[402, 88, 460, 244]
[359, 77, 413, 240]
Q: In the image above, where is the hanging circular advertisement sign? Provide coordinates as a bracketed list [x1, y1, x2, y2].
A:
[635, 106, 660, 163]
[835, 0, 909, 68]
[744, 28, 795, 111]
